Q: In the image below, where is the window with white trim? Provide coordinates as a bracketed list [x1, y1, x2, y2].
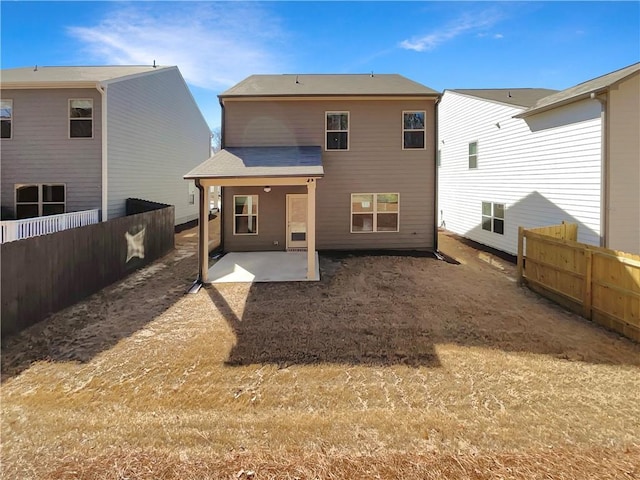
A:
[234, 195, 258, 235]
[69, 99, 93, 138]
[351, 193, 399, 233]
[482, 201, 504, 235]
[1, 99, 12, 139]
[403, 111, 426, 149]
[326, 111, 349, 150]
[468, 141, 478, 169]
[15, 184, 66, 219]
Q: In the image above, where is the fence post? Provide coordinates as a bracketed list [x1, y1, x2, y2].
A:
[517, 226, 525, 285]
[583, 248, 593, 319]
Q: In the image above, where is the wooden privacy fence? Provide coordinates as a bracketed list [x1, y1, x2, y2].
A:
[1, 203, 175, 336]
[517, 223, 640, 342]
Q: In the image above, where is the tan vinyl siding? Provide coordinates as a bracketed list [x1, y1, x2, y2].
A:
[607, 72, 640, 254]
[224, 185, 306, 251]
[224, 99, 436, 250]
[0, 88, 102, 219]
[106, 67, 211, 225]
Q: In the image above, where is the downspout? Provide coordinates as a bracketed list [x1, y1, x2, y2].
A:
[188, 178, 208, 293]
[433, 95, 441, 253]
[97, 83, 108, 222]
[219, 98, 226, 252]
[591, 91, 608, 248]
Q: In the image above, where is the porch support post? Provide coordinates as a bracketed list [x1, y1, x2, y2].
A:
[198, 180, 210, 283]
[306, 179, 317, 280]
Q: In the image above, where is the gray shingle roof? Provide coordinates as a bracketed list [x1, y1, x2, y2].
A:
[184, 146, 324, 179]
[517, 62, 640, 117]
[220, 74, 439, 97]
[449, 88, 559, 108]
[0, 65, 173, 86]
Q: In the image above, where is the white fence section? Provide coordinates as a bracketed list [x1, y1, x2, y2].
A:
[0, 209, 100, 244]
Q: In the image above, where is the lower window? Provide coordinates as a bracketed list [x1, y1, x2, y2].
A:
[351, 193, 399, 233]
[482, 201, 504, 235]
[233, 195, 258, 235]
[15, 184, 66, 219]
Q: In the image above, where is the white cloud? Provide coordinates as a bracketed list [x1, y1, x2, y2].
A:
[493, 33, 504, 39]
[67, 3, 288, 90]
[400, 9, 505, 52]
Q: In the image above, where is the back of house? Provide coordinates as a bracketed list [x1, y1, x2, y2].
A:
[1, 65, 210, 227]
[187, 73, 440, 254]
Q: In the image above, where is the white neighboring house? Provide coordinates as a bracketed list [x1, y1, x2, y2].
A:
[438, 62, 640, 255]
[0, 65, 211, 226]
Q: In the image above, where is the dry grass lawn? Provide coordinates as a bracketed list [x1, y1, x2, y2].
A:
[2, 226, 639, 479]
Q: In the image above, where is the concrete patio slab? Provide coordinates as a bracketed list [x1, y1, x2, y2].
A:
[207, 251, 320, 283]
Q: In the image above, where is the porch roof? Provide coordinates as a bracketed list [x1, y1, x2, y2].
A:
[184, 146, 324, 180]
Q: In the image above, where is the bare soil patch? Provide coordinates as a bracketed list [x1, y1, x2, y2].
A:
[2, 224, 639, 479]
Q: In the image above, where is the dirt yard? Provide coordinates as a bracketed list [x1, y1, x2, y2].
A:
[1, 222, 639, 479]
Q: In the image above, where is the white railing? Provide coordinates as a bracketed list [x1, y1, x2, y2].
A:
[0, 209, 100, 244]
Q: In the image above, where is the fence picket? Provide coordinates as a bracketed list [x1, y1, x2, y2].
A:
[521, 223, 640, 342]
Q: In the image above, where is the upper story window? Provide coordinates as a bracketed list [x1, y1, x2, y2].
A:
[468, 141, 478, 169]
[69, 99, 93, 138]
[15, 184, 66, 219]
[326, 112, 349, 150]
[1, 99, 12, 139]
[403, 111, 425, 149]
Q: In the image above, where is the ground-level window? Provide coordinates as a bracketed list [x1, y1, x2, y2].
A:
[1, 99, 12, 139]
[15, 184, 66, 219]
[234, 195, 258, 235]
[482, 201, 504, 235]
[69, 99, 93, 138]
[403, 111, 426, 149]
[326, 111, 349, 150]
[469, 141, 478, 169]
[351, 193, 399, 233]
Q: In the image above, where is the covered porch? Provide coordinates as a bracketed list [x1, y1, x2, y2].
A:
[184, 146, 324, 283]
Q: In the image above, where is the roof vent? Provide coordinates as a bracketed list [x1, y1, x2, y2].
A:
[153, 60, 157, 68]
[508, 91, 512, 98]
[34, 65, 38, 72]
[370, 71, 374, 77]
[295, 75, 300, 84]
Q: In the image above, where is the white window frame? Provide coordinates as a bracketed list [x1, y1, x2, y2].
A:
[69, 98, 93, 139]
[481, 201, 505, 235]
[350, 193, 400, 233]
[15, 183, 66, 218]
[187, 181, 196, 205]
[1, 99, 13, 139]
[402, 111, 426, 150]
[469, 141, 478, 169]
[233, 194, 259, 235]
[325, 111, 349, 151]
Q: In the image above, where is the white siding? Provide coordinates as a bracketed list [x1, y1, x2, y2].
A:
[0, 88, 102, 218]
[438, 91, 602, 255]
[106, 67, 210, 225]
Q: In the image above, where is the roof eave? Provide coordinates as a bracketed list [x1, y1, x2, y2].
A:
[0, 81, 101, 89]
[219, 93, 440, 101]
[184, 172, 325, 180]
[515, 88, 608, 119]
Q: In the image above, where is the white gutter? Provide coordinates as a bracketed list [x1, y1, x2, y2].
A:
[96, 83, 108, 222]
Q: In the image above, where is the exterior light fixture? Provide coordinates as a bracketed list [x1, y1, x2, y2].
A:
[263, 186, 271, 193]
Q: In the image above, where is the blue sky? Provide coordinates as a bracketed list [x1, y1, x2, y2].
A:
[2, 1, 639, 129]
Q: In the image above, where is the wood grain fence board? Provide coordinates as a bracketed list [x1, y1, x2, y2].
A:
[520, 223, 640, 342]
[1, 204, 175, 336]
